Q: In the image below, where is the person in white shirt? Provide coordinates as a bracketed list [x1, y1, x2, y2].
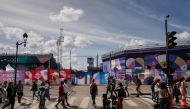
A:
[64, 80, 70, 106]
[154, 79, 160, 103]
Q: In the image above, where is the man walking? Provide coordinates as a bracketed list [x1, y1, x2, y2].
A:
[90, 79, 98, 107]
[16, 80, 23, 103]
[124, 75, 130, 96]
[3, 82, 16, 109]
[55, 81, 66, 108]
[31, 81, 38, 100]
[114, 82, 126, 109]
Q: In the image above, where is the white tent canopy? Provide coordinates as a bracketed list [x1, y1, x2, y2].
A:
[6, 64, 14, 71]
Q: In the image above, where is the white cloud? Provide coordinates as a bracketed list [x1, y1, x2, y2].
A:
[74, 36, 92, 48]
[28, 31, 44, 42]
[2, 27, 25, 40]
[124, 39, 148, 48]
[49, 6, 84, 22]
[176, 31, 190, 42]
[0, 22, 4, 27]
[0, 43, 15, 52]
[62, 35, 92, 49]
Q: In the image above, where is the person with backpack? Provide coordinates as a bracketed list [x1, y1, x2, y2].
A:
[114, 82, 126, 109]
[16, 80, 23, 103]
[135, 76, 142, 97]
[90, 79, 98, 107]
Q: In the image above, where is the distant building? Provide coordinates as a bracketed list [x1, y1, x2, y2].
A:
[0, 53, 58, 71]
[102, 45, 190, 81]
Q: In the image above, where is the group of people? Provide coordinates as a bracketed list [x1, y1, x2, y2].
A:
[103, 75, 133, 109]
[151, 77, 187, 109]
[0, 80, 23, 109]
[31, 80, 51, 109]
[31, 80, 51, 101]
[55, 79, 70, 109]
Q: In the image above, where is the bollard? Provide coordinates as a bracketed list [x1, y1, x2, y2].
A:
[180, 92, 187, 108]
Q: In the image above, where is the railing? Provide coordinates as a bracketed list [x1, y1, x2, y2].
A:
[102, 42, 190, 59]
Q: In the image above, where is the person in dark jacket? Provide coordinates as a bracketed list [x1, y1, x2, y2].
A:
[114, 82, 125, 109]
[3, 82, 16, 109]
[17, 80, 23, 103]
[135, 76, 142, 97]
[90, 79, 98, 107]
[31, 81, 38, 100]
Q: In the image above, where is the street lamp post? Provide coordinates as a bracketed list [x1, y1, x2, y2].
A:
[14, 33, 28, 85]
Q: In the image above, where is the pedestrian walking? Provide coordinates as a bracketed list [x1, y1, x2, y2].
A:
[154, 79, 160, 103]
[39, 87, 46, 109]
[45, 81, 50, 100]
[2, 82, 16, 109]
[64, 80, 70, 106]
[1, 81, 8, 104]
[151, 79, 157, 100]
[0, 83, 3, 104]
[102, 93, 111, 109]
[124, 75, 130, 96]
[16, 80, 23, 103]
[55, 81, 66, 108]
[114, 82, 126, 109]
[90, 79, 98, 107]
[180, 77, 187, 96]
[106, 76, 112, 97]
[173, 80, 180, 103]
[31, 81, 38, 100]
[159, 82, 170, 109]
[135, 76, 142, 97]
[111, 78, 117, 98]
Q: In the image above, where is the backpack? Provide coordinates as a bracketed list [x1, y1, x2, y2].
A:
[39, 91, 45, 101]
[90, 83, 97, 94]
[120, 88, 127, 98]
[151, 82, 156, 91]
[137, 79, 142, 85]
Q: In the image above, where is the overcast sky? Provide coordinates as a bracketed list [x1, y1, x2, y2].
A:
[0, 0, 190, 70]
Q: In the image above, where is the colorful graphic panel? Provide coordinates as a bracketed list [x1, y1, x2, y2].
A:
[0, 71, 24, 83]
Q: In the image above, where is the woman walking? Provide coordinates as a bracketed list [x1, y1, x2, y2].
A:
[90, 79, 98, 107]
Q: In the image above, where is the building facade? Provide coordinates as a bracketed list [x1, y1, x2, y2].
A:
[102, 45, 190, 82]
